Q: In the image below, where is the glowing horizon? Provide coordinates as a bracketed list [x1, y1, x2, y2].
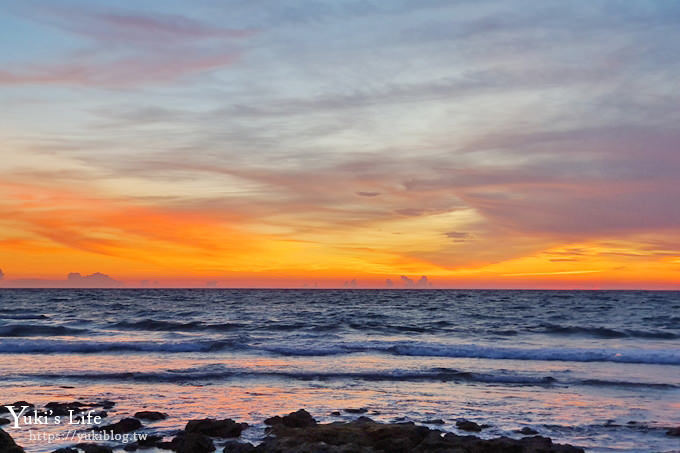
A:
[1, 1, 679, 290]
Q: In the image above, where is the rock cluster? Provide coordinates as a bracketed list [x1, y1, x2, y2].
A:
[253, 413, 585, 453]
[3, 405, 589, 453]
[0, 429, 24, 453]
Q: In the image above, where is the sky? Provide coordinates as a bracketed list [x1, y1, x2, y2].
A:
[1, 0, 679, 289]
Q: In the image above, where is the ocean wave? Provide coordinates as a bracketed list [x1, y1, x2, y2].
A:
[0, 338, 237, 353]
[112, 319, 245, 332]
[262, 342, 680, 365]
[536, 323, 678, 339]
[381, 343, 680, 365]
[14, 368, 559, 385]
[0, 314, 49, 320]
[0, 324, 88, 337]
[13, 365, 676, 389]
[0, 338, 678, 366]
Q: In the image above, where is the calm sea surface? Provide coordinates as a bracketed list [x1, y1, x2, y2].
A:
[0, 289, 678, 452]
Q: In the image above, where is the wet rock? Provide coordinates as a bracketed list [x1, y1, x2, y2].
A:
[0, 402, 33, 414]
[44, 402, 86, 416]
[282, 409, 316, 428]
[456, 419, 483, 432]
[420, 419, 445, 425]
[355, 416, 375, 424]
[52, 448, 78, 453]
[121, 433, 164, 451]
[258, 416, 585, 453]
[134, 411, 168, 421]
[343, 408, 368, 414]
[98, 418, 142, 434]
[0, 429, 24, 453]
[222, 440, 256, 452]
[139, 434, 163, 446]
[98, 401, 116, 410]
[157, 432, 215, 453]
[185, 419, 247, 438]
[263, 416, 282, 426]
[667, 426, 680, 436]
[264, 410, 316, 429]
[516, 427, 539, 435]
[329, 411, 341, 417]
[74, 444, 113, 453]
[0, 419, 9, 426]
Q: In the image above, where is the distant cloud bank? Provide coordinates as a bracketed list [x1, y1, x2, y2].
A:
[1, 272, 122, 288]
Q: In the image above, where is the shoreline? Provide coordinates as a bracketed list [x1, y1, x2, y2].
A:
[2, 404, 587, 453]
[3, 401, 679, 453]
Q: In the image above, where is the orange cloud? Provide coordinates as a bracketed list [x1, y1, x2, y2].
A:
[1, 179, 679, 288]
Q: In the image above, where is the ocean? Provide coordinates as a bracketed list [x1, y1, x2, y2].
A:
[0, 289, 678, 452]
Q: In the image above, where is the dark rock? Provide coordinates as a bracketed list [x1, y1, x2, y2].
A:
[0, 419, 9, 426]
[265, 410, 316, 429]
[44, 401, 86, 416]
[258, 417, 585, 453]
[222, 440, 256, 452]
[516, 427, 539, 435]
[329, 411, 341, 417]
[52, 448, 78, 453]
[74, 444, 113, 453]
[98, 401, 116, 410]
[420, 419, 445, 425]
[45, 401, 85, 408]
[282, 409, 316, 428]
[263, 416, 282, 426]
[456, 419, 483, 432]
[10, 402, 33, 408]
[355, 416, 374, 424]
[0, 429, 24, 453]
[343, 408, 368, 414]
[120, 434, 163, 451]
[185, 418, 247, 438]
[134, 411, 168, 421]
[0, 402, 33, 414]
[138, 434, 163, 446]
[667, 426, 680, 436]
[158, 432, 215, 453]
[98, 418, 142, 434]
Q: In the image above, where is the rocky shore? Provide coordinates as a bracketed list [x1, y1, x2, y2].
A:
[2, 401, 679, 453]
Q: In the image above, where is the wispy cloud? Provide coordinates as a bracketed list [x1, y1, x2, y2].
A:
[1, 3, 252, 87]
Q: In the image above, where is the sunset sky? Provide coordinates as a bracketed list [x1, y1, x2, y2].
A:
[1, 0, 679, 288]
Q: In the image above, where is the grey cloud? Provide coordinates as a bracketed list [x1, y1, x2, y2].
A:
[4, 272, 123, 288]
[445, 232, 471, 243]
[400, 275, 432, 288]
